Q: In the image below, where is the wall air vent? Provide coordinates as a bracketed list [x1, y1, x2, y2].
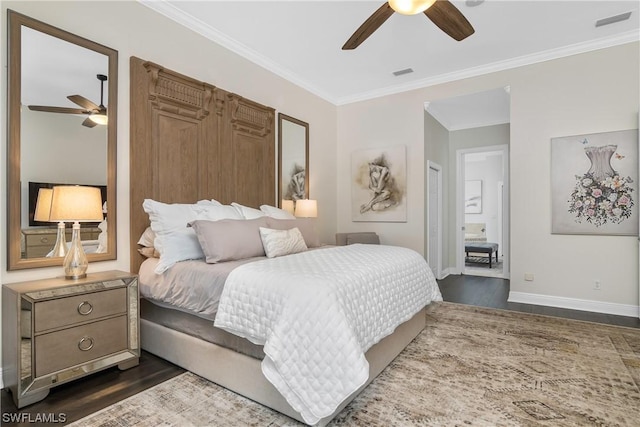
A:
[595, 11, 632, 27]
[392, 68, 414, 77]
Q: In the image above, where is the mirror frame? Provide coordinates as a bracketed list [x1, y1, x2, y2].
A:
[7, 10, 118, 270]
[277, 113, 309, 207]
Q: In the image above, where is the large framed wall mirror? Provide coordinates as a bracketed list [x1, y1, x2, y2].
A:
[278, 113, 309, 208]
[7, 10, 118, 270]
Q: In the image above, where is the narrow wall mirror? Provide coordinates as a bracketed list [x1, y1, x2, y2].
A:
[7, 10, 118, 270]
[278, 113, 309, 208]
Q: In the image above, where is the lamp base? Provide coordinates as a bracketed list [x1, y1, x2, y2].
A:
[50, 222, 68, 258]
[63, 222, 88, 280]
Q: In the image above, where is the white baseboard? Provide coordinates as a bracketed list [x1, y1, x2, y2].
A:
[508, 291, 639, 318]
[438, 268, 451, 280]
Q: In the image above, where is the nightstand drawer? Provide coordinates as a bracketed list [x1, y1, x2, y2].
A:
[34, 288, 127, 332]
[34, 315, 128, 377]
[25, 234, 56, 247]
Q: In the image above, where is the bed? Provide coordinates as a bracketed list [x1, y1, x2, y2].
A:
[129, 57, 441, 425]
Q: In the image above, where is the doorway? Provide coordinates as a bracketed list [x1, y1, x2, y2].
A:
[457, 145, 509, 279]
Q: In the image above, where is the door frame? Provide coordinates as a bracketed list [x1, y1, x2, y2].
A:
[426, 161, 443, 279]
[456, 144, 510, 278]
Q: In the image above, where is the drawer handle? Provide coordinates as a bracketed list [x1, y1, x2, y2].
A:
[77, 301, 93, 316]
[40, 237, 49, 243]
[78, 336, 94, 351]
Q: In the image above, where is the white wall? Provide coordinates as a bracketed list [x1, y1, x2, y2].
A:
[339, 42, 639, 310]
[1, 1, 338, 287]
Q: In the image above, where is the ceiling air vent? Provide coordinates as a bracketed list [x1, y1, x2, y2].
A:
[392, 68, 414, 77]
[595, 11, 632, 27]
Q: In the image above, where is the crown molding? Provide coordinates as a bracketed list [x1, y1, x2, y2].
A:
[139, 0, 638, 107]
[138, 0, 337, 103]
[335, 29, 639, 105]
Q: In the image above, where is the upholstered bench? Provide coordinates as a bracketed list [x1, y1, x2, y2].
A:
[335, 232, 380, 246]
[464, 242, 499, 268]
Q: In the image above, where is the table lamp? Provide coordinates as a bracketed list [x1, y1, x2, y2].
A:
[294, 199, 318, 218]
[281, 199, 295, 215]
[48, 186, 104, 279]
[34, 188, 68, 258]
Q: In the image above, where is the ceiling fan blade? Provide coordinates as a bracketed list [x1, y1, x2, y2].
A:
[424, 0, 475, 41]
[68, 94, 99, 111]
[342, 3, 395, 50]
[28, 105, 90, 114]
[82, 117, 98, 128]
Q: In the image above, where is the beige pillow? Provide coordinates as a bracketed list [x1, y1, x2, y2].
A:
[138, 247, 160, 258]
[259, 227, 308, 258]
[265, 218, 320, 247]
[189, 217, 268, 263]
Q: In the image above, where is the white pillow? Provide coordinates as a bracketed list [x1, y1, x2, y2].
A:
[259, 227, 307, 258]
[232, 202, 266, 220]
[197, 199, 223, 206]
[260, 204, 296, 220]
[142, 199, 243, 273]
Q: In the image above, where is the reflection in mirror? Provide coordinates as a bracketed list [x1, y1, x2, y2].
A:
[278, 114, 309, 208]
[8, 10, 118, 270]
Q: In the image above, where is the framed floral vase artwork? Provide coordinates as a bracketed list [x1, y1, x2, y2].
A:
[551, 129, 638, 235]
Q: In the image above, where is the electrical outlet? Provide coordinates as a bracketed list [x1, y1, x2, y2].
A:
[524, 273, 534, 281]
[593, 280, 601, 290]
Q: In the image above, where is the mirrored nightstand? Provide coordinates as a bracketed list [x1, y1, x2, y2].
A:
[2, 271, 139, 408]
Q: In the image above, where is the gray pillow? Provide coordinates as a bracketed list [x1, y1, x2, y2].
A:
[265, 218, 321, 247]
[189, 217, 268, 263]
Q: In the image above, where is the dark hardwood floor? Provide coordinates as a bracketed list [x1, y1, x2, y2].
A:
[438, 274, 640, 328]
[1, 351, 184, 426]
[2, 275, 638, 425]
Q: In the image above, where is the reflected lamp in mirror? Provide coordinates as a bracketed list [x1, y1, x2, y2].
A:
[281, 200, 295, 215]
[34, 188, 68, 258]
[294, 199, 317, 218]
[49, 186, 104, 279]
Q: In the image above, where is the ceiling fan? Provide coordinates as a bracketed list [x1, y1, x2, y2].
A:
[343, 0, 475, 50]
[28, 74, 108, 128]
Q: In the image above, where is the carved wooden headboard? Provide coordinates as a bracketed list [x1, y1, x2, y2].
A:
[129, 57, 275, 273]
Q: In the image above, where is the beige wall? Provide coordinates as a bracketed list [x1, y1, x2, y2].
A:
[1, 1, 338, 286]
[339, 42, 639, 308]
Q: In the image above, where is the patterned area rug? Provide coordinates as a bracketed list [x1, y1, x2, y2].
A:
[70, 302, 640, 426]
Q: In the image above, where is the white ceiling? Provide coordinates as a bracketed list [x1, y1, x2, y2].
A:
[426, 86, 510, 130]
[142, 0, 639, 107]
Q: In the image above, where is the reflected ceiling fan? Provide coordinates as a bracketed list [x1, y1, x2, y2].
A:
[28, 74, 108, 128]
[343, 0, 474, 50]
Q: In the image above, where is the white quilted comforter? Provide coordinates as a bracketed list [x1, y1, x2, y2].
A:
[214, 244, 442, 425]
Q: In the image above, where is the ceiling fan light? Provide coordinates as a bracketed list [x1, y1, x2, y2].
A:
[388, 0, 436, 15]
[89, 113, 108, 125]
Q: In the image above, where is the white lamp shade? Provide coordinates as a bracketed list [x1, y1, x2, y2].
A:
[281, 200, 295, 215]
[388, 0, 436, 15]
[49, 186, 104, 222]
[34, 188, 54, 222]
[294, 199, 317, 218]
